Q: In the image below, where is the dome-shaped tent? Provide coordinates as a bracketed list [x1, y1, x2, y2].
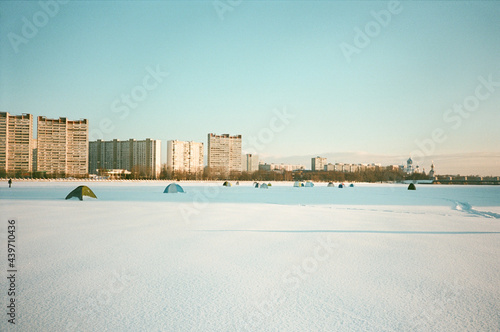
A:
[338, 184, 344, 188]
[408, 183, 416, 190]
[327, 182, 335, 187]
[349, 183, 354, 187]
[305, 181, 314, 187]
[65, 185, 97, 200]
[164, 183, 185, 193]
[260, 183, 269, 189]
[223, 181, 232, 187]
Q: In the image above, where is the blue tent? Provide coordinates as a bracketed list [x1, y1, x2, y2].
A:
[164, 183, 185, 193]
[260, 183, 269, 189]
[349, 183, 354, 187]
[338, 184, 344, 188]
[305, 181, 314, 187]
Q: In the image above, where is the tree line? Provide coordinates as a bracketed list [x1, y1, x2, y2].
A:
[1, 167, 431, 182]
[159, 167, 430, 182]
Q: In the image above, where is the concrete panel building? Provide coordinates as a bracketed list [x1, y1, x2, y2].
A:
[31, 138, 37, 172]
[89, 138, 161, 178]
[258, 163, 305, 172]
[0, 112, 33, 174]
[311, 156, 327, 171]
[207, 133, 242, 175]
[167, 140, 204, 173]
[37, 116, 88, 176]
[243, 154, 259, 173]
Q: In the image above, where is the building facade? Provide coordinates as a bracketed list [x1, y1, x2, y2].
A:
[323, 163, 380, 172]
[37, 116, 88, 176]
[31, 138, 37, 172]
[207, 133, 242, 174]
[166, 140, 204, 173]
[311, 156, 327, 171]
[0, 112, 33, 174]
[243, 154, 259, 173]
[259, 163, 305, 172]
[89, 138, 161, 178]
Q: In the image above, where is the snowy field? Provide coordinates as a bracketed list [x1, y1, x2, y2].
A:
[1, 181, 499, 331]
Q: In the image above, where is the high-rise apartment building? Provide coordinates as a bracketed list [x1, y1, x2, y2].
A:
[0, 112, 33, 174]
[31, 138, 37, 172]
[311, 156, 327, 171]
[37, 116, 88, 176]
[243, 154, 259, 173]
[166, 140, 204, 173]
[207, 133, 242, 174]
[89, 138, 161, 178]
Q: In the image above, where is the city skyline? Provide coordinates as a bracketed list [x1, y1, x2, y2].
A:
[0, 110, 497, 176]
[1, 1, 499, 175]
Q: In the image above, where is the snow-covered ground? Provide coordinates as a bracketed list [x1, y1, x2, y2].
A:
[1, 181, 499, 331]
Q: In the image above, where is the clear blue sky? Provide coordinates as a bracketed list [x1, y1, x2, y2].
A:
[1, 1, 499, 175]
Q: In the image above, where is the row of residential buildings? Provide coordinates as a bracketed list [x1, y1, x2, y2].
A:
[311, 156, 434, 176]
[1, 111, 436, 178]
[0, 112, 250, 178]
[0, 112, 88, 176]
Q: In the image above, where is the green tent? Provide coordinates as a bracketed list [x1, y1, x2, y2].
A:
[408, 183, 416, 190]
[65, 185, 97, 200]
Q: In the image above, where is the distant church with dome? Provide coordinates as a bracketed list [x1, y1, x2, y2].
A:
[404, 157, 435, 177]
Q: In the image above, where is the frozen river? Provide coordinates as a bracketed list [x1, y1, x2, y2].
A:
[1, 181, 499, 331]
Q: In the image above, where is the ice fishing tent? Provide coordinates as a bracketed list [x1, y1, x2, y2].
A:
[260, 183, 269, 189]
[223, 181, 232, 187]
[293, 181, 301, 187]
[408, 183, 416, 190]
[236, 181, 240, 186]
[327, 182, 335, 187]
[305, 182, 314, 187]
[254, 182, 259, 188]
[65, 185, 97, 200]
[338, 184, 344, 188]
[349, 184, 354, 187]
[163, 183, 185, 193]
[268, 183, 272, 186]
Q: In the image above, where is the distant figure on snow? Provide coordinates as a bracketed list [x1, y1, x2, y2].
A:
[8, 178, 12, 188]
